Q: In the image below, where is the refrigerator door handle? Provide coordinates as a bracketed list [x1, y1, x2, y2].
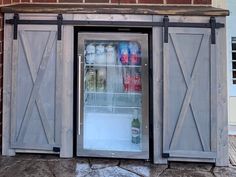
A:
[78, 55, 83, 135]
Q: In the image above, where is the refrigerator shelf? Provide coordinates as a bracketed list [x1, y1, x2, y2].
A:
[84, 106, 141, 114]
[85, 91, 142, 96]
[85, 64, 141, 68]
[84, 105, 141, 109]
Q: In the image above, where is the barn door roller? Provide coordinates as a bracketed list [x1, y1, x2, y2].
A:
[210, 17, 216, 44]
[163, 16, 217, 44]
[57, 14, 63, 41]
[163, 16, 169, 43]
[13, 13, 19, 40]
[11, 13, 63, 40]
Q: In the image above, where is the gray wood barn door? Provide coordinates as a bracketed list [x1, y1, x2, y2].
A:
[163, 28, 217, 160]
[10, 26, 61, 151]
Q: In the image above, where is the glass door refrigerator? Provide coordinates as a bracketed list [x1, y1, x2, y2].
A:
[77, 32, 149, 159]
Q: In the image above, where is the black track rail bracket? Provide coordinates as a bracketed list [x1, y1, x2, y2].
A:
[13, 13, 19, 40]
[163, 16, 169, 43]
[57, 14, 63, 40]
[210, 17, 216, 44]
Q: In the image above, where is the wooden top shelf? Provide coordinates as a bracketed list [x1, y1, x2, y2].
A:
[1, 4, 229, 16]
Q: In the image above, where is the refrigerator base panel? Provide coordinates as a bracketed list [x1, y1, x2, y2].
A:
[84, 139, 141, 152]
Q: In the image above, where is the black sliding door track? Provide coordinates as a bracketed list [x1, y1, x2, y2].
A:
[6, 13, 224, 44]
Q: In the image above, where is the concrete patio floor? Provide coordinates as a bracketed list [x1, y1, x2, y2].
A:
[0, 154, 236, 177]
[1, 137, 236, 177]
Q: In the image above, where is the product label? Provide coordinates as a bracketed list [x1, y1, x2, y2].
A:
[120, 54, 129, 65]
[132, 127, 140, 138]
[130, 54, 140, 65]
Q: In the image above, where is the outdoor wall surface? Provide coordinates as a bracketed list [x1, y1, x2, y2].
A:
[0, 0, 226, 148]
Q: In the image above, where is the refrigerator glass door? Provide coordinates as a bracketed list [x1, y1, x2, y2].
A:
[77, 33, 149, 159]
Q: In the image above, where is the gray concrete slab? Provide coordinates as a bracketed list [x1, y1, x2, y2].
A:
[159, 169, 215, 177]
[169, 162, 213, 172]
[120, 160, 167, 177]
[89, 158, 119, 170]
[213, 165, 236, 177]
[1, 155, 236, 177]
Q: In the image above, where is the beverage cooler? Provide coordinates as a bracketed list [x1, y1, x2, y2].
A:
[77, 33, 149, 159]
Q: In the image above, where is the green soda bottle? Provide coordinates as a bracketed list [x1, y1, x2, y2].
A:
[131, 110, 140, 144]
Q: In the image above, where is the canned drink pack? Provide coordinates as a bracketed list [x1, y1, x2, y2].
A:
[95, 44, 106, 64]
[85, 43, 96, 64]
[85, 69, 96, 91]
[106, 44, 116, 64]
[119, 42, 141, 65]
[129, 42, 141, 65]
[118, 42, 129, 65]
[123, 72, 142, 92]
[97, 68, 107, 92]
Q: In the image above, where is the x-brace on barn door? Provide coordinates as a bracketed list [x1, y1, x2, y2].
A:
[163, 28, 217, 160]
[10, 25, 62, 151]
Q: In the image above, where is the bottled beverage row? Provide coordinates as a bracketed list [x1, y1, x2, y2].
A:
[85, 41, 142, 66]
[85, 67, 142, 93]
[131, 109, 141, 144]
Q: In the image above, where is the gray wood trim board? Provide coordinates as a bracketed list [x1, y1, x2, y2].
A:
[215, 17, 229, 166]
[2, 13, 15, 156]
[152, 22, 167, 164]
[60, 14, 74, 158]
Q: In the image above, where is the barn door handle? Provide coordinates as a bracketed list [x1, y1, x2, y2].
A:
[78, 55, 83, 135]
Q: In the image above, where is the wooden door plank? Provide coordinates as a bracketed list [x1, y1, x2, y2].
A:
[169, 150, 216, 159]
[190, 104, 210, 151]
[153, 25, 168, 163]
[189, 35, 211, 152]
[10, 40, 19, 145]
[163, 40, 170, 152]
[20, 31, 37, 82]
[60, 23, 73, 158]
[16, 32, 56, 143]
[3, 13, 16, 156]
[216, 17, 228, 166]
[36, 99, 54, 144]
[169, 74, 195, 149]
[170, 34, 191, 84]
[55, 41, 62, 146]
[211, 44, 217, 152]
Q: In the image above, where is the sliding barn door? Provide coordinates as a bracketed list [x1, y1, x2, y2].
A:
[163, 28, 217, 160]
[10, 26, 61, 151]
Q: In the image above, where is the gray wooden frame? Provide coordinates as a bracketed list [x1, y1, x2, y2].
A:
[2, 13, 228, 166]
[215, 17, 228, 166]
[60, 14, 74, 158]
